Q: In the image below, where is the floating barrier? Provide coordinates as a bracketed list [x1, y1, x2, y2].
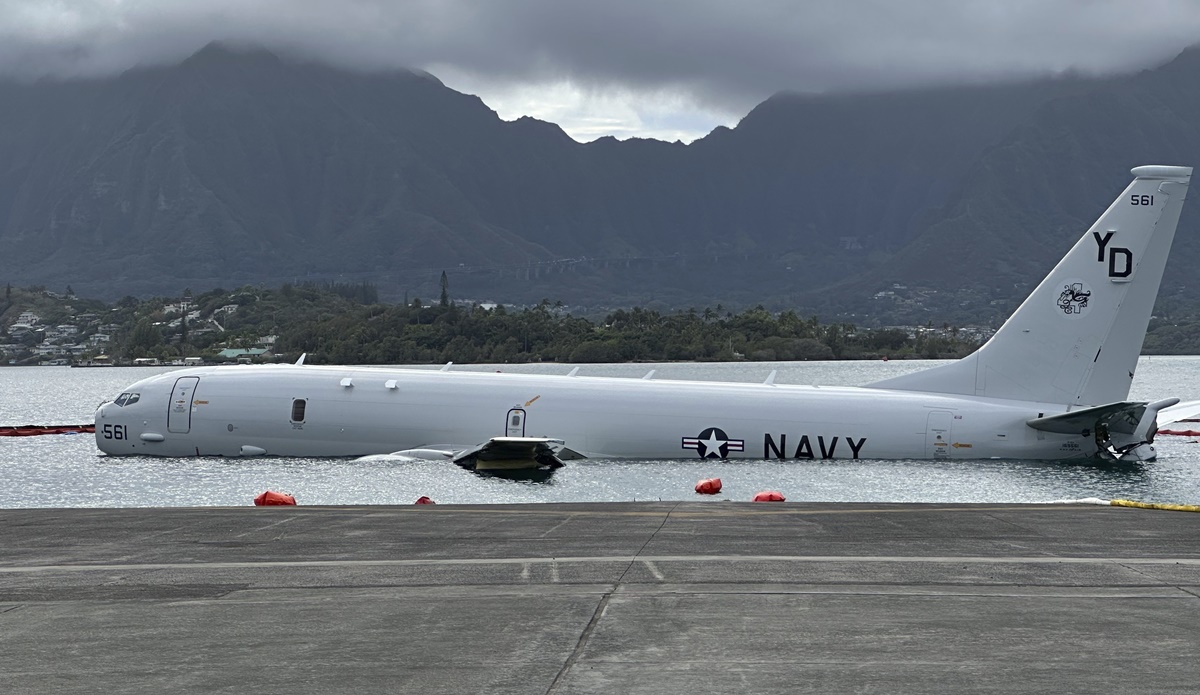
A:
[1111, 499, 1200, 513]
[752, 490, 786, 502]
[254, 490, 297, 506]
[414, 496, 436, 505]
[1050, 497, 1200, 513]
[695, 478, 722, 495]
[1157, 429, 1200, 437]
[0, 424, 95, 437]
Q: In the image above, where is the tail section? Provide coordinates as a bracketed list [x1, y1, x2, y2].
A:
[869, 165, 1192, 406]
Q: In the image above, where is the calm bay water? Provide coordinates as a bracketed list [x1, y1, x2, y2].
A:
[2, 358, 1200, 508]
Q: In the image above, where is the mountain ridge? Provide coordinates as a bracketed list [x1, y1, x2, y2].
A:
[2, 43, 1199, 324]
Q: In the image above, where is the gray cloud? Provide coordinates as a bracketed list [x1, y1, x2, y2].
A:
[2, 0, 1198, 134]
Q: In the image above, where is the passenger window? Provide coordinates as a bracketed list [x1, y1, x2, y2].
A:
[125, 393, 140, 406]
[291, 399, 307, 422]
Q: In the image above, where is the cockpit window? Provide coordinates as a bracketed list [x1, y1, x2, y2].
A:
[113, 392, 140, 407]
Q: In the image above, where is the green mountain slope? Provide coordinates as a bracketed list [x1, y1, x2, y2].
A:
[2, 43, 1199, 321]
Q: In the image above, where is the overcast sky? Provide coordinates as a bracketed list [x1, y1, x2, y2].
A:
[3, 1, 1199, 142]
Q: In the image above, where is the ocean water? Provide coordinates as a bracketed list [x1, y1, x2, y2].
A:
[2, 358, 1200, 508]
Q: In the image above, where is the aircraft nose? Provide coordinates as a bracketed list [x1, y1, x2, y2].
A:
[95, 402, 137, 451]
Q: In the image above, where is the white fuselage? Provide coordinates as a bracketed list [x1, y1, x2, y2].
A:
[94, 364, 1095, 461]
[93, 165, 1195, 465]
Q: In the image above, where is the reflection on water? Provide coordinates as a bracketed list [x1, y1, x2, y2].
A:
[2, 361, 1200, 508]
[469, 469, 560, 484]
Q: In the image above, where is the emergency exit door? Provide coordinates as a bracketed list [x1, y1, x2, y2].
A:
[926, 410, 953, 458]
[168, 376, 200, 433]
[506, 408, 526, 437]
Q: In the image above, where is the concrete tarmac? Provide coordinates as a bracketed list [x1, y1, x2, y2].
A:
[2, 502, 1199, 694]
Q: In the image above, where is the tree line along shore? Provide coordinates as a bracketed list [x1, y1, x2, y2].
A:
[0, 279, 1078, 367]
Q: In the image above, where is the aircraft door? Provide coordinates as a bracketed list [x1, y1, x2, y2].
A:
[167, 376, 200, 434]
[506, 408, 526, 437]
[926, 410, 953, 458]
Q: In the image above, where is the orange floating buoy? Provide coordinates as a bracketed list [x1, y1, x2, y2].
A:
[752, 490, 786, 502]
[414, 496, 436, 505]
[254, 490, 297, 506]
[695, 478, 723, 495]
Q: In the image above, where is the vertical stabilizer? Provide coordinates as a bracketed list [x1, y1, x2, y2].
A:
[868, 165, 1192, 406]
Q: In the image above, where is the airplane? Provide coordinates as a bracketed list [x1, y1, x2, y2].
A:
[97, 165, 1197, 469]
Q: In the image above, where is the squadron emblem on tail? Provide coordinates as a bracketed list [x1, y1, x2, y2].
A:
[1057, 281, 1092, 316]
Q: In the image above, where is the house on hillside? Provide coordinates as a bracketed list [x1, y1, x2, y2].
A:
[217, 348, 271, 363]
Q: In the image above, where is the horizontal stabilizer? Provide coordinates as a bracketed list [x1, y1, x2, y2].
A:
[1027, 402, 1143, 435]
[1156, 399, 1200, 429]
[1027, 398, 1179, 435]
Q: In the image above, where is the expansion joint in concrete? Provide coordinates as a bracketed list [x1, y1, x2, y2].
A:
[545, 590, 612, 695]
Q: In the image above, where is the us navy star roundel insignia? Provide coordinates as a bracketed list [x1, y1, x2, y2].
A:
[682, 427, 745, 459]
